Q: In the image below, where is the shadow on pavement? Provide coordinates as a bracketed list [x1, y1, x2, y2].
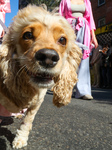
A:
[0, 138, 6, 150]
[92, 87, 112, 105]
[47, 88, 112, 105]
[0, 126, 15, 149]
[0, 117, 15, 149]
[0, 117, 14, 126]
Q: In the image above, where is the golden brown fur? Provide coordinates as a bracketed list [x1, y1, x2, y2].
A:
[0, 5, 82, 149]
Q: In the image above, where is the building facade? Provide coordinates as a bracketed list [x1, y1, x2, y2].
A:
[91, 0, 112, 46]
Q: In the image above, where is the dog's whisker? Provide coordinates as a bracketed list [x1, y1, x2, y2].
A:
[14, 65, 26, 80]
[24, 49, 32, 56]
[9, 57, 32, 66]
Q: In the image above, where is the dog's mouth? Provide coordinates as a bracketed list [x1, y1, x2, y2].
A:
[26, 69, 54, 85]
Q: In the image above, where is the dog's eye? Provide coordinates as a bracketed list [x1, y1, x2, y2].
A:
[23, 32, 33, 40]
[58, 37, 67, 46]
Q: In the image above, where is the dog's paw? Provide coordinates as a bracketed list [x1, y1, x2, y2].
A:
[12, 136, 28, 149]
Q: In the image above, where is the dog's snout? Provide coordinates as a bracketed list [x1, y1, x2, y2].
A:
[35, 49, 59, 68]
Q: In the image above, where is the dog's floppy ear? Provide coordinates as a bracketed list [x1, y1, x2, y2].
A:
[52, 43, 82, 107]
[0, 29, 18, 80]
[0, 28, 17, 60]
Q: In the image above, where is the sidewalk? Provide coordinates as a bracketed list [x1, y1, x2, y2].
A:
[0, 87, 112, 150]
[92, 87, 112, 104]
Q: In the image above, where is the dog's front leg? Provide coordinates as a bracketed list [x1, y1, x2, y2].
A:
[12, 99, 44, 149]
[12, 90, 46, 149]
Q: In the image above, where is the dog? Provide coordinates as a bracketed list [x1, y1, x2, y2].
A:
[0, 5, 82, 149]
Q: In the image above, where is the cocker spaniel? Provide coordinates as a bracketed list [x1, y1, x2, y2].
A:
[0, 5, 82, 149]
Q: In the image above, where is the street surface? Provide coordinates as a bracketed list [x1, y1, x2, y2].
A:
[0, 88, 112, 150]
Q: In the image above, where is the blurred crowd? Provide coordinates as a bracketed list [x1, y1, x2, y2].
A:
[90, 43, 112, 89]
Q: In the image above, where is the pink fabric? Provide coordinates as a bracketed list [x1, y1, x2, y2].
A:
[0, 0, 11, 37]
[59, 0, 96, 59]
[0, 0, 11, 23]
[75, 17, 84, 31]
[0, 0, 11, 13]
[0, 104, 27, 117]
[0, 104, 12, 116]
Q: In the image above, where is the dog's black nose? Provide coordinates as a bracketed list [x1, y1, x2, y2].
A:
[35, 49, 59, 68]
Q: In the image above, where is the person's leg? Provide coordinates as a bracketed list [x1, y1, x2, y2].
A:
[97, 63, 100, 87]
[107, 66, 111, 88]
[75, 57, 92, 99]
[93, 63, 97, 86]
[74, 20, 92, 99]
[102, 66, 107, 87]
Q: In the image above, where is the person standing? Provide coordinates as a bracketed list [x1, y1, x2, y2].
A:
[90, 44, 102, 88]
[59, 0, 98, 100]
[100, 44, 112, 88]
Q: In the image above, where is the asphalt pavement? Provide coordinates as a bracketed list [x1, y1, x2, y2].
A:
[0, 87, 112, 150]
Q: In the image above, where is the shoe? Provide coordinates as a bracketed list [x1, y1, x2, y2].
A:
[82, 94, 93, 100]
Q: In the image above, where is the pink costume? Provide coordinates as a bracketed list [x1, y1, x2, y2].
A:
[59, 0, 96, 59]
